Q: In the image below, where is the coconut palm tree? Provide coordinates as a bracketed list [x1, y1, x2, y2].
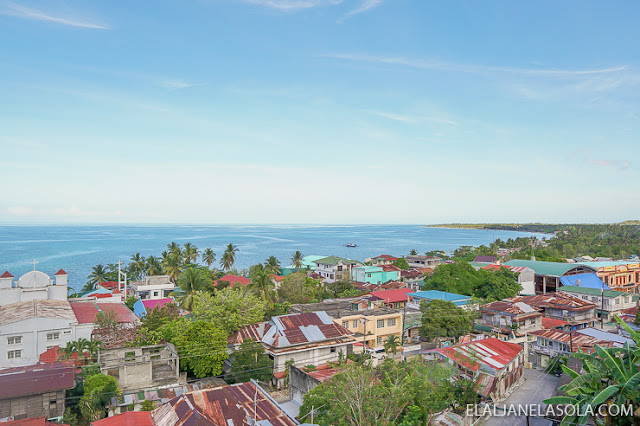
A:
[172, 267, 205, 311]
[183, 243, 199, 264]
[87, 264, 108, 288]
[220, 244, 239, 271]
[265, 256, 281, 275]
[409, 249, 418, 256]
[249, 264, 275, 308]
[202, 248, 216, 269]
[162, 253, 182, 283]
[146, 256, 162, 276]
[130, 253, 146, 280]
[291, 251, 304, 270]
[384, 335, 401, 355]
[167, 241, 182, 257]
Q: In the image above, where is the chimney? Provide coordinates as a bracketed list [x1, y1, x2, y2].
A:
[0, 271, 13, 289]
[54, 269, 69, 286]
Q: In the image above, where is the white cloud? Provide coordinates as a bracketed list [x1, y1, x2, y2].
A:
[339, 0, 382, 21]
[1, 1, 110, 29]
[243, 0, 344, 11]
[7, 206, 33, 215]
[156, 78, 208, 90]
[367, 110, 458, 125]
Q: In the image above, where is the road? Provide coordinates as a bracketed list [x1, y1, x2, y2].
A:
[483, 368, 561, 426]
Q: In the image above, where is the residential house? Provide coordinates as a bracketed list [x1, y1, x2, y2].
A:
[557, 285, 636, 323]
[129, 275, 175, 300]
[289, 298, 403, 350]
[228, 311, 355, 386]
[79, 286, 123, 304]
[98, 343, 184, 391]
[406, 255, 441, 269]
[369, 288, 414, 309]
[431, 338, 524, 402]
[541, 317, 571, 332]
[0, 269, 69, 306]
[509, 293, 597, 330]
[617, 306, 640, 336]
[133, 298, 175, 318]
[473, 255, 497, 264]
[351, 264, 400, 285]
[368, 254, 399, 266]
[481, 264, 536, 295]
[214, 273, 251, 288]
[478, 300, 543, 342]
[401, 268, 428, 291]
[0, 363, 75, 421]
[407, 290, 475, 310]
[504, 260, 597, 294]
[575, 260, 640, 293]
[289, 364, 342, 405]
[313, 256, 363, 283]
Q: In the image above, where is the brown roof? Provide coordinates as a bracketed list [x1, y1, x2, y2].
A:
[54, 269, 68, 275]
[151, 381, 297, 426]
[529, 329, 614, 353]
[1, 271, 13, 278]
[0, 300, 76, 326]
[401, 268, 424, 279]
[481, 300, 543, 317]
[510, 293, 597, 312]
[0, 363, 75, 399]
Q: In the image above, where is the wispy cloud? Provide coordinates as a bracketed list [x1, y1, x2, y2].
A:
[569, 150, 631, 171]
[339, 0, 382, 21]
[156, 78, 208, 90]
[322, 53, 628, 77]
[7, 206, 33, 215]
[1, 1, 110, 29]
[243, 0, 343, 11]
[367, 110, 458, 125]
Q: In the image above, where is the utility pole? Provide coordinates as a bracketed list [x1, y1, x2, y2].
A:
[601, 281, 605, 328]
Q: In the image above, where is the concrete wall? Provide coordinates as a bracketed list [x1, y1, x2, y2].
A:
[0, 390, 66, 421]
[272, 343, 351, 374]
[289, 366, 320, 405]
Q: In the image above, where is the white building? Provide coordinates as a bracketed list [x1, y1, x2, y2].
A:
[313, 256, 362, 283]
[129, 275, 176, 300]
[0, 269, 69, 306]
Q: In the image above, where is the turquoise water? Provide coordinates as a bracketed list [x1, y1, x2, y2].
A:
[0, 224, 545, 292]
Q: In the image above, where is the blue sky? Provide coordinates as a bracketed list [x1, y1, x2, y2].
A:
[1, 0, 639, 224]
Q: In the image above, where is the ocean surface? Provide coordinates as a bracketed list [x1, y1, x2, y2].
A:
[0, 225, 546, 292]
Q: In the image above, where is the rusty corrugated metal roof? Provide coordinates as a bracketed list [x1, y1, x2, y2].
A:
[510, 293, 597, 311]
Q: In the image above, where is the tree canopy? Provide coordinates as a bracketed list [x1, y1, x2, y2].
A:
[419, 299, 476, 342]
[191, 288, 266, 334]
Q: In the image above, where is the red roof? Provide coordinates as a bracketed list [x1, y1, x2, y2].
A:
[215, 274, 251, 287]
[270, 274, 286, 282]
[92, 412, 153, 426]
[482, 264, 528, 273]
[542, 316, 570, 329]
[3, 417, 68, 426]
[142, 298, 175, 312]
[370, 288, 414, 303]
[435, 338, 522, 372]
[0, 271, 13, 278]
[70, 302, 138, 324]
[54, 269, 68, 275]
[98, 281, 119, 290]
[0, 363, 75, 399]
[39, 346, 78, 364]
[372, 254, 399, 261]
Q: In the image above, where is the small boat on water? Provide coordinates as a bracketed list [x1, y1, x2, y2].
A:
[344, 243, 358, 248]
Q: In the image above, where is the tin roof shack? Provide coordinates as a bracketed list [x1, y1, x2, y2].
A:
[98, 343, 184, 392]
[478, 300, 543, 343]
[504, 260, 596, 294]
[289, 364, 342, 405]
[557, 285, 635, 323]
[0, 363, 74, 421]
[430, 338, 524, 403]
[509, 293, 597, 330]
[151, 380, 299, 426]
[229, 311, 354, 387]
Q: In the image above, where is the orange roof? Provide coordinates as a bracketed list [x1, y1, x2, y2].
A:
[215, 274, 251, 287]
[370, 288, 414, 303]
[92, 412, 153, 426]
[542, 316, 569, 328]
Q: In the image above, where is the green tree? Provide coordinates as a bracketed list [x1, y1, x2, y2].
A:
[129, 253, 146, 281]
[162, 252, 182, 283]
[173, 320, 229, 378]
[191, 288, 266, 334]
[173, 267, 206, 311]
[183, 242, 199, 264]
[167, 241, 182, 256]
[79, 373, 120, 422]
[145, 255, 162, 276]
[249, 264, 276, 308]
[393, 258, 410, 269]
[419, 299, 475, 342]
[409, 249, 418, 256]
[142, 302, 180, 331]
[384, 334, 400, 355]
[62, 407, 78, 426]
[124, 296, 137, 311]
[220, 243, 239, 270]
[202, 248, 216, 269]
[291, 251, 304, 270]
[85, 264, 108, 290]
[278, 272, 317, 304]
[265, 255, 281, 275]
[227, 339, 272, 384]
[140, 400, 155, 411]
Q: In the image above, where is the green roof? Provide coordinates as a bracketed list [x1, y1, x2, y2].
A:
[473, 323, 493, 332]
[558, 285, 627, 298]
[504, 259, 596, 277]
[314, 256, 362, 265]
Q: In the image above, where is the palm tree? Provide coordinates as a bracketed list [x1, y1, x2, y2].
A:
[291, 251, 304, 270]
[183, 243, 199, 264]
[220, 243, 239, 271]
[146, 256, 162, 276]
[167, 241, 182, 257]
[249, 264, 275, 308]
[162, 253, 182, 283]
[173, 267, 205, 311]
[57, 341, 78, 362]
[87, 264, 108, 288]
[202, 248, 216, 269]
[384, 335, 400, 355]
[130, 253, 146, 280]
[265, 256, 281, 275]
[409, 249, 418, 256]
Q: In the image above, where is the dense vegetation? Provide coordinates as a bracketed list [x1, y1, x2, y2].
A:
[419, 299, 478, 342]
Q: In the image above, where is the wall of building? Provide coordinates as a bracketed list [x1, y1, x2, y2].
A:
[0, 390, 65, 421]
[272, 343, 351, 374]
[289, 366, 321, 405]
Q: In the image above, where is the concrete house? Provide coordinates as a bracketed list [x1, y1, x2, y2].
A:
[313, 256, 363, 283]
[0, 363, 75, 421]
[228, 311, 355, 386]
[575, 260, 640, 293]
[129, 275, 175, 300]
[478, 300, 543, 342]
[368, 254, 399, 266]
[481, 264, 536, 295]
[405, 255, 441, 269]
[557, 285, 636, 322]
[0, 269, 69, 307]
[98, 343, 184, 391]
[351, 264, 401, 285]
[509, 293, 597, 330]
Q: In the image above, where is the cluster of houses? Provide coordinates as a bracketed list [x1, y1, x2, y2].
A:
[1, 252, 639, 424]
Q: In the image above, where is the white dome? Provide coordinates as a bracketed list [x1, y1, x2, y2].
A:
[18, 270, 51, 289]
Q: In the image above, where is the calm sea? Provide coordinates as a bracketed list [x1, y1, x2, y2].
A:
[0, 224, 545, 292]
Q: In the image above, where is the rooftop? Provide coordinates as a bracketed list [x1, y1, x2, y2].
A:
[371, 254, 399, 261]
[504, 259, 596, 277]
[0, 300, 76, 326]
[558, 285, 626, 298]
[408, 290, 472, 305]
[435, 338, 522, 372]
[542, 316, 570, 328]
[559, 273, 609, 290]
[473, 255, 497, 263]
[92, 411, 153, 426]
[314, 256, 362, 266]
[70, 301, 138, 324]
[0, 363, 75, 399]
[510, 293, 597, 312]
[141, 298, 175, 312]
[370, 288, 414, 304]
[290, 298, 402, 318]
[215, 273, 251, 287]
[576, 260, 640, 269]
[481, 300, 542, 316]
[530, 328, 617, 352]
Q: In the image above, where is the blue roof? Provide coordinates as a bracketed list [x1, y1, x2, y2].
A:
[559, 273, 609, 290]
[408, 290, 472, 305]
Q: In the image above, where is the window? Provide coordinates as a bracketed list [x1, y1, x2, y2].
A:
[7, 350, 21, 359]
[387, 318, 397, 327]
[125, 351, 136, 361]
[7, 336, 21, 345]
[330, 347, 336, 353]
[377, 336, 383, 346]
[342, 321, 349, 329]
[625, 296, 630, 303]
[46, 332, 59, 341]
[63, 330, 72, 335]
[377, 319, 385, 328]
[153, 291, 159, 297]
[352, 320, 358, 328]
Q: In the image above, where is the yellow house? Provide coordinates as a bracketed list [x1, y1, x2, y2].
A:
[290, 297, 404, 349]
